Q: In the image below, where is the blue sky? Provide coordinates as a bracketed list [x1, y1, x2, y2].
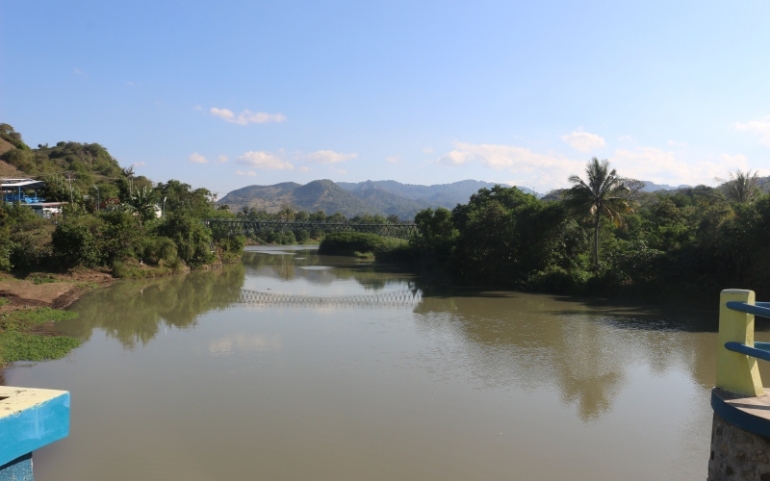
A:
[2, 0, 770, 198]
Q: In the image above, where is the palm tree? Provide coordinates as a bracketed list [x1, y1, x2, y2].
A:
[563, 158, 633, 268]
[721, 170, 760, 204]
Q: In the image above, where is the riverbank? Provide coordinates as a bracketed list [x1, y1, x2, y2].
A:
[0, 270, 115, 313]
[0, 271, 115, 371]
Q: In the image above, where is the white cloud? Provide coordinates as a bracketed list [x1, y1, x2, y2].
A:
[438, 141, 584, 189]
[73, 68, 85, 76]
[194, 105, 203, 111]
[299, 166, 311, 173]
[306, 150, 357, 164]
[126, 81, 136, 87]
[217, 154, 228, 163]
[210, 108, 286, 125]
[132, 161, 146, 168]
[735, 117, 770, 146]
[386, 155, 401, 163]
[667, 140, 687, 147]
[618, 135, 635, 143]
[561, 130, 606, 152]
[236, 170, 257, 177]
[188, 152, 208, 164]
[422, 147, 434, 154]
[611, 147, 748, 185]
[437, 140, 749, 190]
[237, 151, 293, 170]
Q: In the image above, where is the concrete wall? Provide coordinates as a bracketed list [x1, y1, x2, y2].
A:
[0, 454, 32, 481]
[709, 413, 770, 481]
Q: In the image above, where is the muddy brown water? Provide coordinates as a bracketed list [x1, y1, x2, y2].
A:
[6, 246, 766, 480]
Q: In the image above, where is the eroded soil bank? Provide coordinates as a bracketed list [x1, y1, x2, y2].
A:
[0, 271, 115, 313]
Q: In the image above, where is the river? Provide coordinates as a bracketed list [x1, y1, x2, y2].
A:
[6, 246, 768, 480]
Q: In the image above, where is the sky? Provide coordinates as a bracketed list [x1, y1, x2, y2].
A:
[2, 0, 770, 198]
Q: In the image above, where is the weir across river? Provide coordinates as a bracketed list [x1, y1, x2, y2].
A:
[237, 288, 422, 309]
[204, 219, 418, 239]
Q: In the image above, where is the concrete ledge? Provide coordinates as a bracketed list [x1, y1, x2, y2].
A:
[712, 388, 770, 439]
[0, 387, 70, 468]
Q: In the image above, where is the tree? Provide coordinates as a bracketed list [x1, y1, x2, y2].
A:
[720, 170, 760, 204]
[563, 158, 633, 268]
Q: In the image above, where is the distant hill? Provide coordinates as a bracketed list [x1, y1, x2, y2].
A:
[0, 123, 131, 197]
[219, 179, 526, 219]
[642, 181, 691, 192]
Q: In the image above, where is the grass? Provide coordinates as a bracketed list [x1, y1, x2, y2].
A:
[0, 332, 81, 363]
[0, 307, 81, 367]
[29, 274, 57, 285]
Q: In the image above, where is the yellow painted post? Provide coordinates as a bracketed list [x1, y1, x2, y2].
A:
[716, 289, 764, 396]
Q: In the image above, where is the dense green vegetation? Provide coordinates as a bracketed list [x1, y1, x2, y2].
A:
[236, 205, 402, 245]
[397, 159, 770, 304]
[318, 232, 408, 258]
[0, 124, 244, 277]
[0, 307, 80, 367]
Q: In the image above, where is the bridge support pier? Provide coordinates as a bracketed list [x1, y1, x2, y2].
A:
[0, 453, 32, 481]
[709, 290, 770, 480]
[709, 412, 770, 481]
[0, 387, 70, 481]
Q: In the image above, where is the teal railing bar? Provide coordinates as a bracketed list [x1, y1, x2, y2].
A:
[725, 342, 770, 363]
[726, 301, 770, 320]
[755, 342, 770, 352]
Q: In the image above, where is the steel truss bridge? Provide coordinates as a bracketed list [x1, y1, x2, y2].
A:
[205, 219, 418, 239]
[237, 288, 422, 309]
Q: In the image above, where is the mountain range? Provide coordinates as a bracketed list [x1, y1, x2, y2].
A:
[218, 179, 526, 219]
[218, 177, 770, 219]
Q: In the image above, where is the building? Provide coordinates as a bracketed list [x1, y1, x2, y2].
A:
[0, 178, 67, 218]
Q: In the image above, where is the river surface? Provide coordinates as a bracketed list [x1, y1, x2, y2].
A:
[7, 246, 770, 480]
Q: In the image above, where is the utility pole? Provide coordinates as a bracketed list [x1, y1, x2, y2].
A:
[93, 185, 100, 212]
[65, 171, 75, 205]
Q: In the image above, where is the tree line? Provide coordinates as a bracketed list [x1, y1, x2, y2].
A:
[0, 125, 244, 276]
[235, 206, 404, 244]
[404, 159, 770, 304]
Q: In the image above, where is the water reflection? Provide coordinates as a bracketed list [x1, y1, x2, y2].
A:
[242, 248, 412, 291]
[59, 265, 246, 348]
[56, 248, 733, 423]
[8, 248, 742, 481]
[411, 289, 721, 420]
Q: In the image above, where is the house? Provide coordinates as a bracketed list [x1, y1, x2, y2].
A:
[1, 178, 67, 218]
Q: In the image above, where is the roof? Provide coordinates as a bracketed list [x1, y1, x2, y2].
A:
[0, 178, 44, 188]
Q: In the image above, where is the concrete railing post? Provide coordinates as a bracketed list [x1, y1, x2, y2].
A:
[0, 387, 70, 481]
[716, 289, 763, 397]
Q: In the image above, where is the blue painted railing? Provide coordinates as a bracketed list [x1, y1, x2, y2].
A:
[724, 301, 770, 362]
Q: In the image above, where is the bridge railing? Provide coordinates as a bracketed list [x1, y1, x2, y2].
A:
[716, 289, 770, 397]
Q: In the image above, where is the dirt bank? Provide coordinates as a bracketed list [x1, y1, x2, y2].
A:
[0, 271, 115, 313]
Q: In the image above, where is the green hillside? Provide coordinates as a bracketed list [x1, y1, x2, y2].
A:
[219, 179, 426, 218]
[0, 123, 145, 200]
[218, 179, 508, 219]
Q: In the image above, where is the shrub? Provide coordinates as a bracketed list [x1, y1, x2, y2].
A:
[528, 266, 591, 294]
[99, 211, 141, 263]
[156, 214, 215, 268]
[51, 220, 100, 268]
[295, 229, 310, 244]
[138, 236, 178, 266]
[318, 232, 408, 257]
[217, 235, 246, 263]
